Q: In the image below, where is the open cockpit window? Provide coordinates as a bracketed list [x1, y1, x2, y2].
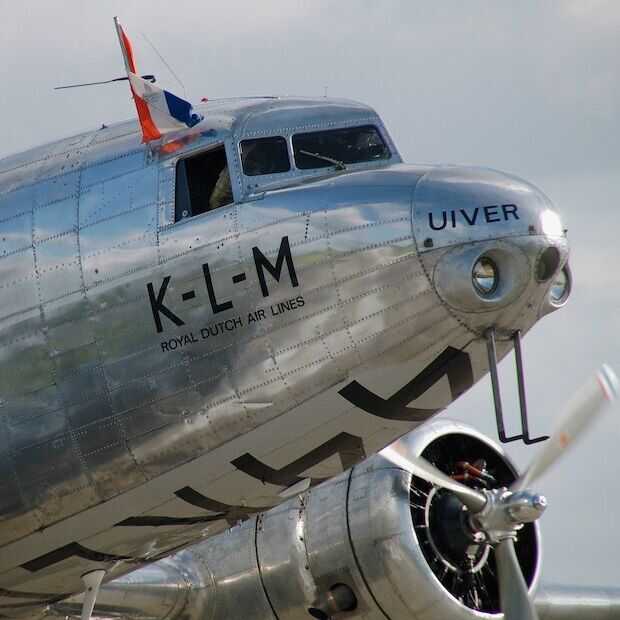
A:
[240, 136, 290, 176]
[175, 145, 232, 222]
[293, 125, 390, 170]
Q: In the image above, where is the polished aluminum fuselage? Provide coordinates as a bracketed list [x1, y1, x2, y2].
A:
[0, 97, 566, 608]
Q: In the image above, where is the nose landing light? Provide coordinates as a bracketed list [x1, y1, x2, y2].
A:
[536, 246, 561, 282]
[432, 240, 530, 314]
[472, 257, 499, 297]
[549, 264, 571, 306]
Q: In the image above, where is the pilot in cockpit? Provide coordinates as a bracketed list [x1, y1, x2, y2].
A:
[210, 138, 290, 210]
[209, 164, 233, 211]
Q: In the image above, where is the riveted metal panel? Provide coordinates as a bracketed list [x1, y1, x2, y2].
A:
[256, 497, 317, 620]
[80, 167, 157, 227]
[43, 293, 94, 354]
[304, 473, 383, 619]
[79, 203, 157, 256]
[108, 363, 191, 415]
[412, 166, 552, 251]
[80, 150, 146, 189]
[65, 397, 113, 429]
[104, 345, 180, 391]
[87, 294, 151, 360]
[0, 211, 32, 256]
[0, 328, 54, 397]
[199, 518, 276, 620]
[78, 183, 104, 227]
[34, 171, 80, 207]
[0, 450, 34, 546]
[55, 361, 107, 408]
[36, 232, 82, 303]
[34, 196, 78, 242]
[158, 206, 237, 264]
[82, 233, 158, 288]
[0, 183, 35, 220]
[14, 432, 98, 524]
[74, 416, 147, 500]
[0, 245, 35, 288]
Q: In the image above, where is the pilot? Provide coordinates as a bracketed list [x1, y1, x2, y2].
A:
[209, 165, 233, 210]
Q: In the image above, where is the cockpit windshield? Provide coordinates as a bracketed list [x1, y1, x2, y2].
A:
[292, 125, 390, 170]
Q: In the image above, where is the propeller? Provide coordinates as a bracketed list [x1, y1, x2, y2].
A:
[382, 443, 486, 512]
[513, 364, 618, 491]
[383, 365, 618, 620]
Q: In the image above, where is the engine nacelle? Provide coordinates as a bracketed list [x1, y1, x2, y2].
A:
[59, 420, 541, 620]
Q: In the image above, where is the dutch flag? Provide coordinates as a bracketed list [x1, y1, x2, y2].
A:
[114, 17, 203, 143]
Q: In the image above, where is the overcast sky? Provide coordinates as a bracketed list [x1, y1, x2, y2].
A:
[1, 0, 619, 589]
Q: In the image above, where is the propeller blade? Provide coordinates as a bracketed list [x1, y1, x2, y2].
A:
[513, 365, 618, 491]
[495, 538, 539, 620]
[381, 444, 486, 513]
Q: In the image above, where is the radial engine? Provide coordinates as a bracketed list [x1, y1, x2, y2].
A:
[56, 419, 544, 620]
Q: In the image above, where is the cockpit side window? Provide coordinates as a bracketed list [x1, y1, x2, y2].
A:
[292, 125, 390, 170]
[175, 145, 232, 222]
[240, 136, 290, 176]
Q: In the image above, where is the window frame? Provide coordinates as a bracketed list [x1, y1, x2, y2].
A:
[238, 135, 292, 178]
[174, 142, 234, 223]
[291, 124, 391, 171]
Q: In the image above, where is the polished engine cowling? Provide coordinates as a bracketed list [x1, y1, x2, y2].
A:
[56, 420, 540, 620]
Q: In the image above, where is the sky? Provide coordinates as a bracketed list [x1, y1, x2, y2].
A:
[1, 0, 619, 589]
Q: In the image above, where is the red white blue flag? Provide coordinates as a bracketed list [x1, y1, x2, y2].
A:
[114, 17, 202, 143]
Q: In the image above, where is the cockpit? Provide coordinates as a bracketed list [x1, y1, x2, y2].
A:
[240, 125, 391, 177]
[172, 97, 400, 224]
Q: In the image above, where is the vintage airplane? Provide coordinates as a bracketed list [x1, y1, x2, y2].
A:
[0, 18, 618, 620]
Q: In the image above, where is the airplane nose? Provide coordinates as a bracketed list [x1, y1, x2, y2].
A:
[412, 166, 569, 335]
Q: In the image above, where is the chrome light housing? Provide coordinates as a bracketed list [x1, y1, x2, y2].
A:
[472, 256, 499, 297]
[432, 240, 530, 314]
[549, 264, 571, 305]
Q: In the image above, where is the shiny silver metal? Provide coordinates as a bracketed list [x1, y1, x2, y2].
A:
[34, 419, 620, 620]
[382, 366, 618, 620]
[38, 419, 539, 620]
[472, 255, 498, 296]
[0, 95, 569, 611]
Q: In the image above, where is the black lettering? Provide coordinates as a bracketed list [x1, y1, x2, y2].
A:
[502, 204, 519, 220]
[202, 263, 234, 314]
[484, 205, 500, 223]
[450, 210, 456, 227]
[161, 341, 169, 352]
[248, 308, 267, 323]
[224, 318, 242, 331]
[147, 277, 185, 334]
[428, 211, 447, 231]
[296, 295, 305, 307]
[460, 207, 479, 225]
[253, 236, 299, 297]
